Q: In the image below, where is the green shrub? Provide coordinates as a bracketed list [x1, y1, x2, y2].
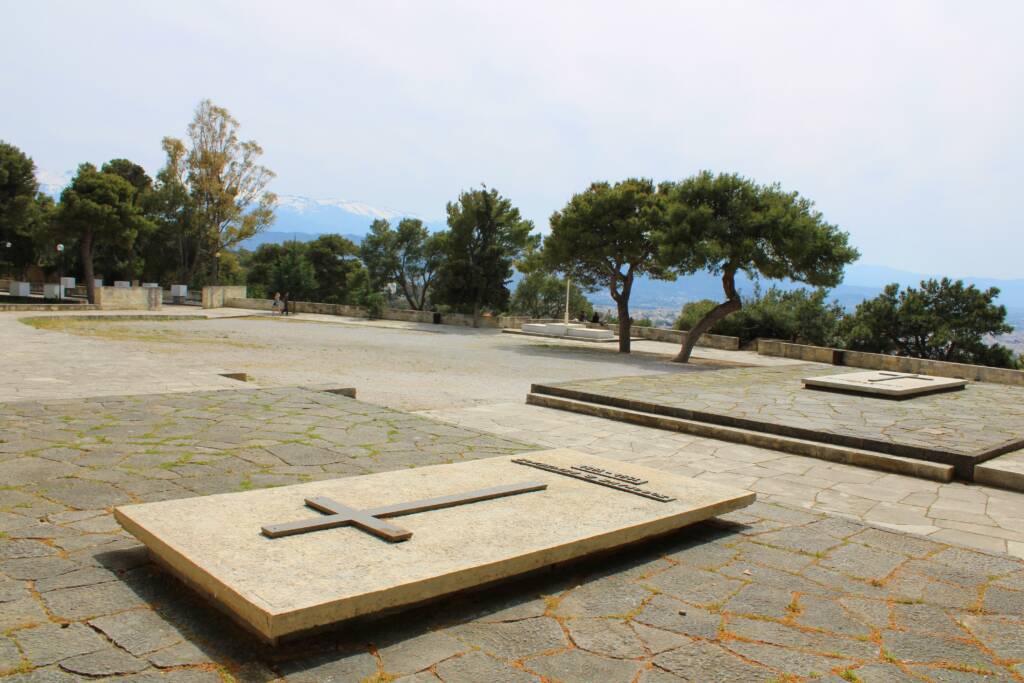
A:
[840, 279, 1017, 368]
[675, 286, 844, 346]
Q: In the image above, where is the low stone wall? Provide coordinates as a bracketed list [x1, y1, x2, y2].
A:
[0, 303, 100, 312]
[640, 326, 739, 351]
[380, 308, 436, 324]
[218, 295, 741, 342]
[94, 286, 162, 311]
[202, 286, 247, 309]
[757, 339, 1024, 387]
[581, 323, 739, 350]
[225, 297, 272, 311]
[294, 301, 367, 317]
[225, 298, 365, 317]
[224, 297, 540, 329]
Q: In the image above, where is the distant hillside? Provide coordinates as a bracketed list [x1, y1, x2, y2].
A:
[587, 266, 1024, 312]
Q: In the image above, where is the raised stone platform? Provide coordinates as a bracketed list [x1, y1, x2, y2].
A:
[519, 323, 616, 341]
[803, 370, 968, 399]
[530, 366, 1024, 481]
[975, 448, 1024, 493]
[114, 448, 754, 644]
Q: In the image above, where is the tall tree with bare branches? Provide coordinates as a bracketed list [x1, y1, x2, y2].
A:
[158, 100, 276, 284]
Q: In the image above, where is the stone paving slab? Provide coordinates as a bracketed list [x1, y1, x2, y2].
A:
[533, 366, 1024, 477]
[422, 402, 1024, 559]
[116, 449, 753, 643]
[803, 370, 968, 398]
[0, 387, 1022, 681]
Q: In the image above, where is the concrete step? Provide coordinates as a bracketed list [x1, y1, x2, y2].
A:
[526, 392, 955, 483]
[974, 448, 1024, 493]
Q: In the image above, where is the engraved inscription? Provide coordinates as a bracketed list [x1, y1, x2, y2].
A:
[572, 465, 648, 485]
[512, 458, 675, 503]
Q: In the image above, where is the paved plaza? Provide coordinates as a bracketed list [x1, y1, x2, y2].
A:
[1, 311, 1023, 681]
[0, 310, 724, 408]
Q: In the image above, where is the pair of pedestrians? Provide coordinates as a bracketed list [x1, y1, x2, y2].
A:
[272, 292, 291, 316]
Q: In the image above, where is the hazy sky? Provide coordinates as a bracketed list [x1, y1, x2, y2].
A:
[3, 1, 1021, 278]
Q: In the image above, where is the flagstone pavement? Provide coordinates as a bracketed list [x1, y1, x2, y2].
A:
[422, 402, 1024, 559]
[2, 311, 1024, 681]
[1, 387, 1023, 682]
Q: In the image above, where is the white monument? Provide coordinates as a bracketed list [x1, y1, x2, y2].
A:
[43, 283, 61, 299]
[114, 280, 131, 288]
[94, 279, 104, 289]
[60, 276, 75, 289]
[802, 370, 967, 398]
[8, 281, 29, 297]
[115, 449, 754, 644]
[170, 284, 188, 297]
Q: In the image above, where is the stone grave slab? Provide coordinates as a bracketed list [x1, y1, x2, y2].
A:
[802, 370, 967, 398]
[114, 448, 754, 644]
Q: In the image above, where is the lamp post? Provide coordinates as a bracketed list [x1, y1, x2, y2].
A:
[56, 243, 65, 301]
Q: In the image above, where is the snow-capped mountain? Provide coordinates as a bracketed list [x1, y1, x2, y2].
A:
[251, 194, 444, 249]
[36, 170, 441, 245]
[274, 194, 411, 221]
[269, 194, 437, 238]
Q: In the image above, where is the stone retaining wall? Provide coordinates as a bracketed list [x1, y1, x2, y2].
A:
[202, 286, 248, 309]
[94, 286, 162, 311]
[757, 339, 1024, 387]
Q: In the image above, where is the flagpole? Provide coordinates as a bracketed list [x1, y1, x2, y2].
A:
[564, 278, 570, 324]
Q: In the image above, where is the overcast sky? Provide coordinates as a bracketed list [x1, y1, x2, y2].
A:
[2, 1, 1021, 278]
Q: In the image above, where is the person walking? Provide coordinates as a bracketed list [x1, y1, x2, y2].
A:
[282, 292, 290, 317]
[272, 292, 281, 315]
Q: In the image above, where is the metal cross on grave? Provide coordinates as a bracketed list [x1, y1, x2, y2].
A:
[261, 481, 547, 542]
[867, 372, 934, 383]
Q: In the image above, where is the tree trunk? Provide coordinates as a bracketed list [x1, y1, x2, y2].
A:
[674, 267, 740, 363]
[81, 232, 95, 304]
[399, 276, 417, 309]
[184, 248, 203, 287]
[415, 283, 427, 311]
[617, 299, 631, 353]
[607, 269, 634, 354]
